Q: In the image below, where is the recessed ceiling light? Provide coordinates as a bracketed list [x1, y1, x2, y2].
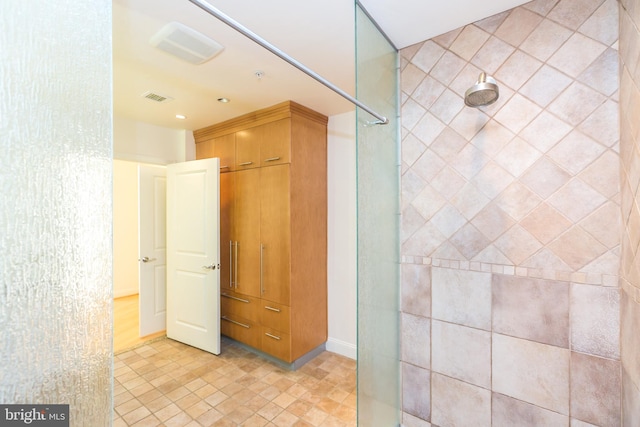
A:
[217, 97, 230, 103]
[175, 114, 187, 120]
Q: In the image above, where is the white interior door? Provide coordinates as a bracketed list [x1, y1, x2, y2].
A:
[138, 164, 167, 337]
[166, 158, 220, 355]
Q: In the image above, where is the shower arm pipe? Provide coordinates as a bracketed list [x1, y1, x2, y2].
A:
[186, 0, 389, 125]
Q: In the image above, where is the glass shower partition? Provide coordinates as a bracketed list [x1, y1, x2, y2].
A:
[355, 3, 401, 426]
[0, 2, 113, 424]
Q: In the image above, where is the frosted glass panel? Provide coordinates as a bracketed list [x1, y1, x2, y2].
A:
[355, 4, 400, 426]
[0, 2, 113, 425]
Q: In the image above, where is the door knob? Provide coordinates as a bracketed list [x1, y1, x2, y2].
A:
[139, 257, 156, 263]
[202, 264, 219, 270]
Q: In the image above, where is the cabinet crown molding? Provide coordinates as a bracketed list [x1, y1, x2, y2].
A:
[194, 100, 328, 142]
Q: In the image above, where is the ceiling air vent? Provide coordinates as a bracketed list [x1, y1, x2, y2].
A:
[150, 21, 224, 65]
[141, 91, 173, 103]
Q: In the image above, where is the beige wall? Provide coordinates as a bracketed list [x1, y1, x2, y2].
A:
[113, 160, 139, 298]
[619, 0, 640, 422]
[400, 0, 621, 425]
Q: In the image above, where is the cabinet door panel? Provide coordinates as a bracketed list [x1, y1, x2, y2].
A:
[219, 172, 234, 291]
[195, 138, 215, 159]
[215, 133, 236, 172]
[260, 119, 290, 166]
[235, 127, 260, 169]
[260, 165, 291, 305]
[234, 169, 261, 297]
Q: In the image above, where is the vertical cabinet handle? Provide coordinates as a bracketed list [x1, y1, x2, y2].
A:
[234, 241, 239, 290]
[260, 244, 264, 295]
[228, 241, 234, 288]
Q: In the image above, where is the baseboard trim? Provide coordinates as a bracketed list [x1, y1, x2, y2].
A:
[326, 337, 357, 360]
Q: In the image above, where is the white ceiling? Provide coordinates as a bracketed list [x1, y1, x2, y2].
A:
[113, 0, 529, 131]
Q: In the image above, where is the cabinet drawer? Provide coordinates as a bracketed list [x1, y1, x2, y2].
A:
[261, 327, 291, 362]
[260, 302, 290, 334]
[221, 292, 259, 323]
[221, 314, 260, 348]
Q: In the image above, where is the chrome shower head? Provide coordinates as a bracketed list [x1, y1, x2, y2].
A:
[464, 72, 499, 107]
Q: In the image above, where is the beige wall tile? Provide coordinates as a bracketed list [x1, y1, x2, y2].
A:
[493, 275, 569, 347]
[431, 320, 491, 388]
[492, 334, 570, 414]
[570, 352, 621, 427]
[571, 283, 620, 359]
[401, 313, 430, 368]
[432, 268, 492, 330]
[492, 392, 568, 426]
[431, 373, 491, 427]
[401, 264, 431, 317]
[402, 363, 430, 420]
[622, 367, 640, 427]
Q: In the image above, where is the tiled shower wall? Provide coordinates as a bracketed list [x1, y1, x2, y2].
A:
[399, 0, 622, 425]
[619, 0, 640, 423]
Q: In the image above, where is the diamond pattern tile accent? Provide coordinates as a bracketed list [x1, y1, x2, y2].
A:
[494, 94, 542, 134]
[548, 226, 608, 270]
[520, 19, 573, 61]
[548, 82, 607, 126]
[495, 182, 542, 221]
[494, 225, 544, 265]
[471, 36, 515, 75]
[547, 33, 607, 78]
[547, 130, 606, 175]
[520, 157, 572, 199]
[548, 0, 605, 31]
[449, 25, 491, 61]
[495, 50, 543, 91]
[521, 203, 573, 245]
[520, 65, 573, 108]
[471, 202, 517, 241]
[399, 0, 619, 279]
[411, 40, 446, 74]
[494, 7, 543, 47]
[413, 76, 447, 110]
[548, 178, 608, 222]
[494, 137, 543, 178]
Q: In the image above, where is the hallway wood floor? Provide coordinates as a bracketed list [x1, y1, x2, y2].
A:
[114, 294, 166, 353]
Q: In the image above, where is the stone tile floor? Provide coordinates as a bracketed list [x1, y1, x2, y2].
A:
[113, 337, 356, 426]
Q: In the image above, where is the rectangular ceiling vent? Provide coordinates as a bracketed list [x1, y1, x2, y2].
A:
[150, 21, 224, 65]
[141, 91, 174, 103]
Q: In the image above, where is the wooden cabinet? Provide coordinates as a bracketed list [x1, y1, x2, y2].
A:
[194, 101, 327, 364]
[196, 133, 236, 172]
[260, 164, 291, 305]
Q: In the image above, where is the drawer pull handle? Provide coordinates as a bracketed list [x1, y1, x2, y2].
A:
[264, 306, 281, 313]
[238, 161, 253, 166]
[221, 316, 250, 329]
[264, 157, 280, 162]
[221, 293, 249, 303]
[265, 332, 281, 340]
[220, 165, 229, 169]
